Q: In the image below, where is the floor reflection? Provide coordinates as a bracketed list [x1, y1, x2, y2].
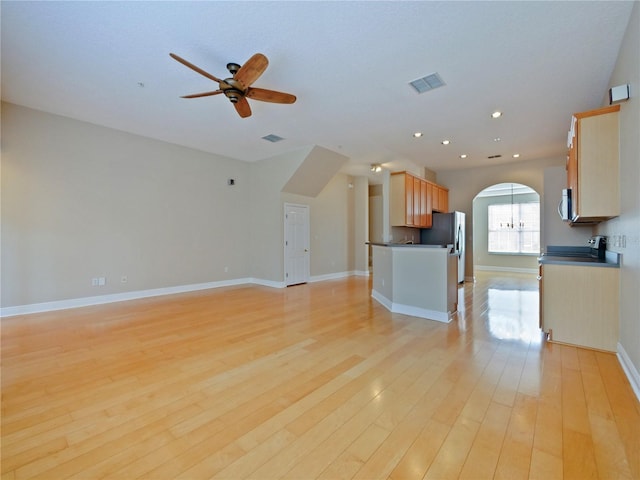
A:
[486, 288, 541, 344]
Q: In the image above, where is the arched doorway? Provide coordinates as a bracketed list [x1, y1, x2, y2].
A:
[472, 183, 540, 274]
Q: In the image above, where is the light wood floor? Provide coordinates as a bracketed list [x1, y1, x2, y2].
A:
[2, 272, 639, 479]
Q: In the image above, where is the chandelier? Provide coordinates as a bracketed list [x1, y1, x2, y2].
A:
[500, 183, 524, 229]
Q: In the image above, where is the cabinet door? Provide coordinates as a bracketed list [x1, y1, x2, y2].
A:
[389, 173, 405, 227]
[405, 174, 415, 226]
[568, 105, 620, 221]
[432, 185, 440, 212]
[542, 264, 619, 352]
[426, 182, 433, 226]
[439, 188, 448, 213]
[578, 111, 619, 218]
[413, 177, 421, 227]
[420, 180, 430, 227]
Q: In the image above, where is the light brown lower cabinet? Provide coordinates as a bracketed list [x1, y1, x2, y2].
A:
[541, 263, 619, 352]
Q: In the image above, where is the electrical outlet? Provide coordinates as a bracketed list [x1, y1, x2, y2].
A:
[224, 267, 228, 273]
[98, 277, 106, 286]
[91, 278, 99, 286]
[121, 276, 128, 283]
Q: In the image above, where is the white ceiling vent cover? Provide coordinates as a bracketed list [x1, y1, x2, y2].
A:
[262, 134, 285, 143]
[409, 73, 445, 94]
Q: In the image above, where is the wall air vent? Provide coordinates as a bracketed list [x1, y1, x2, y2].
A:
[409, 73, 445, 94]
[262, 134, 285, 143]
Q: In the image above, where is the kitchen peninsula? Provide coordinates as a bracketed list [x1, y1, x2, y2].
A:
[370, 243, 458, 323]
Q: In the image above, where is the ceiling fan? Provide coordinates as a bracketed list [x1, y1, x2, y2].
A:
[170, 52, 296, 118]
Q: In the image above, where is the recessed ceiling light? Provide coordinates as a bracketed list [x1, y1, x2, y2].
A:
[493, 137, 501, 142]
[413, 132, 423, 138]
[460, 154, 468, 159]
[441, 139, 450, 145]
[491, 111, 502, 118]
[512, 153, 520, 158]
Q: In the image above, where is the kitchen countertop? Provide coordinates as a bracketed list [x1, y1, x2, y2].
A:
[367, 242, 449, 249]
[538, 246, 620, 268]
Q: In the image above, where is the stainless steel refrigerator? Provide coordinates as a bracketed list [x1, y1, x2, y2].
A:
[420, 211, 465, 283]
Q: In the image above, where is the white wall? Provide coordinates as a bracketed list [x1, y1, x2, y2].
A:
[282, 173, 356, 278]
[1, 103, 357, 309]
[1, 102, 251, 306]
[596, 1, 640, 389]
[353, 176, 369, 274]
[436, 156, 565, 278]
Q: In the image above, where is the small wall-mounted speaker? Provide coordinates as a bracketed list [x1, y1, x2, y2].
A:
[609, 84, 630, 104]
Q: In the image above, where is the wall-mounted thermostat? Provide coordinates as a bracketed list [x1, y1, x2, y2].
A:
[609, 84, 630, 104]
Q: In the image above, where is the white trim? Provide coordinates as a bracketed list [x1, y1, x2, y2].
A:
[0, 278, 279, 317]
[617, 342, 640, 403]
[474, 265, 538, 275]
[353, 270, 371, 277]
[249, 278, 286, 289]
[310, 271, 351, 283]
[371, 289, 452, 323]
[2, 273, 383, 317]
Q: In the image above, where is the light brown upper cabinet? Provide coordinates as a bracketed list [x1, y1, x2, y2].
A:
[390, 172, 448, 227]
[434, 184, 449, 214]
[567, 104, 620, 223]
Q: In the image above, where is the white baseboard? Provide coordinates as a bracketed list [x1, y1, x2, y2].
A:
[371, 289, 451, 323]
[617, 342, 640, 403]
[0, 278, 255, 317]
[353, 270, 371, 277]
[1, 272, 373, 318]
[309, 271, 352, 283]
[249, 278, 286, 289]
[474, 265, 538, 275]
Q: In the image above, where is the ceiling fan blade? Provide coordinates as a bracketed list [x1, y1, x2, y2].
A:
[180, 90, 224, 99]
[170, 53, 223, 83]
[235, 53, 268, 88]
[234, 96, 252, 118]
[246, 87, 297, 104]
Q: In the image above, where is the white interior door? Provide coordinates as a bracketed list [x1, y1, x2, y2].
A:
[284, 203, 310, 286]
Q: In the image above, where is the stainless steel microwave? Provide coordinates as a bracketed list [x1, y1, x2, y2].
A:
[559, 188, 571, 221]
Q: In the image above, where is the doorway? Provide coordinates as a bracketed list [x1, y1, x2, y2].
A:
[472, 183, 540, 274]
[284, 203, 310, 286]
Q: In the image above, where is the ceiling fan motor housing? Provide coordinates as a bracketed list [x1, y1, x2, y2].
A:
[220, 78, 245, 103]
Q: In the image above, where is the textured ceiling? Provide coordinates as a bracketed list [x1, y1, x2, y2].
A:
[1, 1, 634, 180]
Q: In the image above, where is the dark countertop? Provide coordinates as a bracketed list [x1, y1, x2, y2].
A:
[367, 242, 450, 249]
[538, 246, 620, 268]
[367, 242, 448, 248]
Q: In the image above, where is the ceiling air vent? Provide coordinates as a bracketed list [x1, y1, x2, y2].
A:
[262, 134, 285, 143]
[409, 73, 445, 94]
[487, 154, 502, 159]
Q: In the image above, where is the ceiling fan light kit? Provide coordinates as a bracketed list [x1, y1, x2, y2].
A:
[170, 52, 297, 118]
